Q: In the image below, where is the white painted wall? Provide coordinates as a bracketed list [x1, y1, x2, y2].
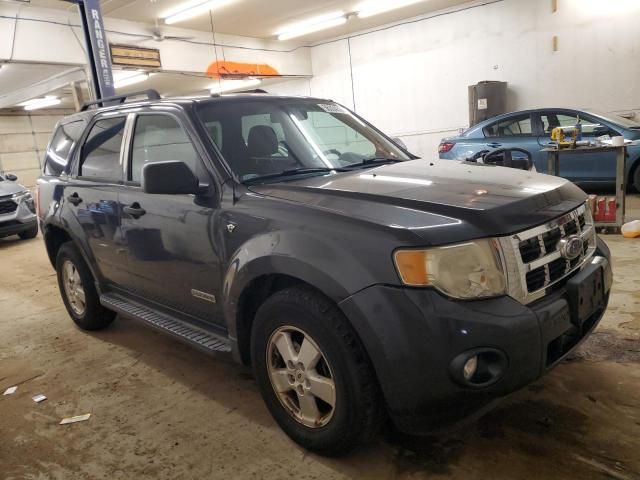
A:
[270, 0, 640, 158]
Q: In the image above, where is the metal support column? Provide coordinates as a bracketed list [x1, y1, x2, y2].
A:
[73, 0, 115, 101]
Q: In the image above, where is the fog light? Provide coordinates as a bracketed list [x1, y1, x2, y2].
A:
[463, 356, 478, 380]
[450, 348, 508, 388]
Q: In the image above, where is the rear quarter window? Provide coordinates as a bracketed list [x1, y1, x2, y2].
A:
[44, 120, 87, 176]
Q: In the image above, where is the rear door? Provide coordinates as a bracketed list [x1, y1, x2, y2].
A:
[117, 110, 225, 325]
[66, 115, 128, 286]
[482, 113, 540, 167]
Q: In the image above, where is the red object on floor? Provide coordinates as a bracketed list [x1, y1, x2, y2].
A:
[606, 197, 617, 222]
[595, 197, 606, 222]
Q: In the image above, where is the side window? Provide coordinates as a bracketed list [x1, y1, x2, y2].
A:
[484, 114, 532, 137]
[130, 115, 200, 183]
[540, 113, 618, 137]
[44, 120, 86, 176]
[80, 117, 126, 181]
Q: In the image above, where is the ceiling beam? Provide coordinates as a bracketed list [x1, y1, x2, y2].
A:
[0, 67, 87, 109]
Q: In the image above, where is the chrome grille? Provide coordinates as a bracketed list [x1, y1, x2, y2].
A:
[498, 204, 597, 304]
[0, 199, 17, 215]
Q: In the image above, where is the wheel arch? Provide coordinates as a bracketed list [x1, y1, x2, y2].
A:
[225, 256, 353, 366]
[42, 222, 102, 289]
[43, 223, 72, 268]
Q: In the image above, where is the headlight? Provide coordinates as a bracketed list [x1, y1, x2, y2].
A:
[12, 191, 32, 202]
[12, 191, 35, 213]
[393, 239, 506, 299]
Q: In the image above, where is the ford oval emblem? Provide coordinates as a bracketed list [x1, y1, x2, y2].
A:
[558, 235, 583, 260]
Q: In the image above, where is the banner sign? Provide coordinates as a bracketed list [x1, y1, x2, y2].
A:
[111, 44, 162, 68]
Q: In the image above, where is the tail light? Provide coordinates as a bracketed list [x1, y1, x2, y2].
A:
[438, 142, 455, 153]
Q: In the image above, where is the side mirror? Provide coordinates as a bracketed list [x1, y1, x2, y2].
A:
[141, 161, 200, 195]
[5, 173, 17, 181]
[392, 137, 408, 151]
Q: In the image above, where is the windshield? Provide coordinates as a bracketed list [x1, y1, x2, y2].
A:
[196, 98, 411, 183]
[587, 109, 640, 129]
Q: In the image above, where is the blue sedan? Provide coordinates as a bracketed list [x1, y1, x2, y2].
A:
[438, 108, 640, 191]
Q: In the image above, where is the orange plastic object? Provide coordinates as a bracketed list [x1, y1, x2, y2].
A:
[622, 220, 640, 238]
[206, 61, 280, 79]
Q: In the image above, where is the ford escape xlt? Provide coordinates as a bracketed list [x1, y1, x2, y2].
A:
[38, 92, 612, 455]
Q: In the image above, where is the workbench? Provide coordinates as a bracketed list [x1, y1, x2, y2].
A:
[542, 145, 626, 231]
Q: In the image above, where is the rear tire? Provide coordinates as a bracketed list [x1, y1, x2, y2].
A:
[250, 286, 382, 456]
[56, 242, 115, 331]
[18, 223, 38, 240]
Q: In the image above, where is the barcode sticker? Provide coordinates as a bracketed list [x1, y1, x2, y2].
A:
[318, 104, 347, 114]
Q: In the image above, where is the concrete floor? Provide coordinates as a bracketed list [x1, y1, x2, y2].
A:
[1, 198, 640, 480]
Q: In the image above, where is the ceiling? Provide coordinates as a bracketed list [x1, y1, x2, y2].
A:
[0, 64, 296, 111]
[26, 0, 472, 42]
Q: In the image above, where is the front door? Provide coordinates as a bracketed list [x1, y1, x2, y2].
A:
[67, 116, 128, 286]
[118, 112, 225, 325]
[536, 110, 618, 182]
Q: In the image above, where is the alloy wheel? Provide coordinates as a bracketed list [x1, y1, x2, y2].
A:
[62, 260, 86, 316]
[266, 326, 336, 428]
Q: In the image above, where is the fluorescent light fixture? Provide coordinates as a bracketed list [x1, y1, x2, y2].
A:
[163, 0, 234, 25]
[22, 96, 62, 111]
[276, 11, 346, 41]
[114, 71, 149, 89]
[210, 78, 261, 94]
[356, 0, 426, 18]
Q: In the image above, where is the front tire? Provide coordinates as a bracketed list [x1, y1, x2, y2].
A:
[251, 286, 382, 456]
[18, 223, 38, 240]
[56, 242, 115, 331]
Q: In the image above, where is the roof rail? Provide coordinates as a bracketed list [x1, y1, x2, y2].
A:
[81, 89, 161, 111]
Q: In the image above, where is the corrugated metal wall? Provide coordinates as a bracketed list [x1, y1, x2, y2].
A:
[0, 114, 63, 188]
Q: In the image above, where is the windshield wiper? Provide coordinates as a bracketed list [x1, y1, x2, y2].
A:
[344, 157, 404, 169]
[243, 167, 344, 184]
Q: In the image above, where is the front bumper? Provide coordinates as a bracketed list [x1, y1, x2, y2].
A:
[339, 243, 612, 435]
[0, 217, 37, 237]
[0, 198, 37, 238]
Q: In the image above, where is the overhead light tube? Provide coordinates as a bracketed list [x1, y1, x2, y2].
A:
[276, 11, 347, 41]
[163, 0, 234, 25]
[22, 96, 62, 111]
[114, 72, 149, 89]
[356, 0, 426, 18]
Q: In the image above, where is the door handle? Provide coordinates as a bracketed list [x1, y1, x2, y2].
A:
[487, 142, 502, 148]
[123, 203, 146, 219]
[67, 192, 82, 206]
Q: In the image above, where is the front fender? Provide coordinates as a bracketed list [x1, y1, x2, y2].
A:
[221, 228, 396, 348]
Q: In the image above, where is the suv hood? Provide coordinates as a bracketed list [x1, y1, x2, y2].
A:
[0, 181, 26, 197]
[248, 160, 586, 245]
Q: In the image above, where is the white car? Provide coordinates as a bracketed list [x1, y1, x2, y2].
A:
[0, 173, 38, 240]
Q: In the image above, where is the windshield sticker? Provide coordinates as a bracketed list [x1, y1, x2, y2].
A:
[318, 104, 348, 114]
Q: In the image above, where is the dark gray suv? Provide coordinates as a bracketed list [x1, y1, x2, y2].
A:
[38, 91, 612, 455]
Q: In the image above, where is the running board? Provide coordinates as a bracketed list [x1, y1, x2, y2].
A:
[100, 292, 231, 354]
